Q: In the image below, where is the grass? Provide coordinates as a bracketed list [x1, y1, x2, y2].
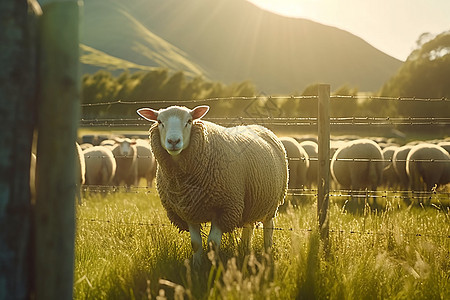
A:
[74, 189, 449, 299]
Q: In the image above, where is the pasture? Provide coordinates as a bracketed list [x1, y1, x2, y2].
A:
[74, 188, 449, 299]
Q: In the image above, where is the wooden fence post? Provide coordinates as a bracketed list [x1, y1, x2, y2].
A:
[0, 1, 39, 299]
[34, 1, 80, 299]
[317, 84, 330, 246]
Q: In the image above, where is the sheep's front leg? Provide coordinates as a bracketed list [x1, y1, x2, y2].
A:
[263, 219, 274, 251]
[241, 224, 254, 254]
[207, 220, 223, 252]
[188, 223, 203, 267]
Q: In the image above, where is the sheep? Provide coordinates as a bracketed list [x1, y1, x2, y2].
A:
[299, 140, 318, 188]
[330, 139, 384, 191]
[83, 146, 117, 186]
[76, 142, 86, 204]
[279, 137, 309, 189]
[406, 143, 450, 192]
[437, 141, 450, 155]
[392, 145, 413, 189]
[137, 105, 288, 267]
[381, 145, 399, 189]
[111, 137, 138, 187]
[135, 140, 157, 187]
[30, 153, 36, 202]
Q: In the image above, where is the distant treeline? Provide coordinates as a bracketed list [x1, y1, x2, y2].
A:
[81, 69, 384, 119]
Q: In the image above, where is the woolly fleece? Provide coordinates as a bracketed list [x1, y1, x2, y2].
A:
[150, 120, 288, 233]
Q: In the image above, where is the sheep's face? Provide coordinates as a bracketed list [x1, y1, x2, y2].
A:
[114, 138, 136, 156]
[137, 105, 209, 156]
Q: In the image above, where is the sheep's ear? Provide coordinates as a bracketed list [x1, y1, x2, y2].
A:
[137, 108, 159, 122]
[190, 105, 209, 120]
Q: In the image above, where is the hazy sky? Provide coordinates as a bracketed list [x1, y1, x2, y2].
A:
[247, 0, 450, 61]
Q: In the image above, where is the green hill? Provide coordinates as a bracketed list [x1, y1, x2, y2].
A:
[78, 0, 402, 93]
[80, 1, 205, 78]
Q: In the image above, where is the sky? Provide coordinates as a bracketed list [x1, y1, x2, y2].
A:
[247, 0, 450, 61]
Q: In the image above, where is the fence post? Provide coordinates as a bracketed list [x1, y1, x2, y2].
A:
[0, 1, 39, 299]
[34, 1, 80, 299]
[317, 84, 330, 246]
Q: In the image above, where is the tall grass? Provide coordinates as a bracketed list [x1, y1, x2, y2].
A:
[74, 190, 449, 299]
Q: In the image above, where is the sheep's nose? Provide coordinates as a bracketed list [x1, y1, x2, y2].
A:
[168, 138, 181, 146]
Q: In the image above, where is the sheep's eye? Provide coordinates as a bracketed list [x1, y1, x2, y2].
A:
[185, 119, 192, 127]
[157, 120, 164, 127]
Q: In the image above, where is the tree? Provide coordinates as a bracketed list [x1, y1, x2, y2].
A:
[379, 31, 450, 117]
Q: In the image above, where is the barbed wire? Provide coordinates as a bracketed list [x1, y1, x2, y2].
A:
[78, 116, 450, 127]
[82, 154, 450, 164]
[76, 217, 450, 239]
[80, 95, 450, 108]
[81, 185, 450, 198]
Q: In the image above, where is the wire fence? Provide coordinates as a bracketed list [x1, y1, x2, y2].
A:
[80, 95, 450, 107]
[78, 94, 449, 237]
[76, 216, 450, 239]
[79, 116, 450, 127]
[80, 185, 450, 201]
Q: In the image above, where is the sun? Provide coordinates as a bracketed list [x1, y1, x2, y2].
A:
[246, 0, 307, 18]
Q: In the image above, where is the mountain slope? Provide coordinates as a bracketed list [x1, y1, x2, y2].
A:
[80, 1, 205, 77]
[80, 0, 402, 93]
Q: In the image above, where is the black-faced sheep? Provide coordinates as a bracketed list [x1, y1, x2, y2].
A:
[331, 139, 384, 190]
[111, 138, 138, 187]
[299, 140, 318, 188]
[137, 105, 288, 267]
[83, 146, 117, 186]
[406, 143, 450, 191]
[135, 140, 157, 187]
[392, 145, 413, 189]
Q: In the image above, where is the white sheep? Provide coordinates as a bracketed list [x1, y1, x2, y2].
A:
[111, 137, 138, 187]
[76, 142, 86, 204]
[381, 145, 399, 189]
[279, 137, 309, 189]
[299, 140, 318, 188]
[392, 145, 413, 189]
[437, 141, 450, 155]
[330, 139, 384, 190]
[137, 105, 288, 266]
[406, 143, 450, 191]
[83, 146, 117, 186]
[135, 140, 157, 187]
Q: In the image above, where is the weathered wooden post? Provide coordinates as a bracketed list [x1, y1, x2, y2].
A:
[0, 1, 40, 299]
[34, 0, 81, 299]
[317, 84, 330, 246]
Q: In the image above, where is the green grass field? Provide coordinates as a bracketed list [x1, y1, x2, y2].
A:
[74, 189, 449, 299]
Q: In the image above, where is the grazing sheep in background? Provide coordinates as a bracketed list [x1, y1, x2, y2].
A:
[137, 105, 288, 267]
[135, 140, 157, 187]
[381, 145, 399, 189]
[100, 139, 116, 149]
[392, 145, 413, 189]
[30, 153, 36, 201]
[438, 141, 450, 155]
[279, 137, 309, 189]
[299, 140, 318, 188]
[76, 142, 86, 204]
[83, 146, 117, 186]
[331, 139, 383, 190]
[111, 138, 138, 187]
[79, 143, 93, 151]
[406, 144, 450, 192]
